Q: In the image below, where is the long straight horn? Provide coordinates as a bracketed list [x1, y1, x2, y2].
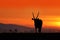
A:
[32, 12, 35, 18]
[36, 11, 39, 18]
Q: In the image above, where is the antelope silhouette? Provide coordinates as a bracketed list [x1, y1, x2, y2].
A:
[32, 12, 43, 33]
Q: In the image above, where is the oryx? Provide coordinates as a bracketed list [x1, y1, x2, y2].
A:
[32, 12, 43, 33]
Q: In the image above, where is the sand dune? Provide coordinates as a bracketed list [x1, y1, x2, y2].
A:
[0, 23, 34, 33]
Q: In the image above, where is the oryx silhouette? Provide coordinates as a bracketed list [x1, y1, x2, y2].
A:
[32, 12, 43, 33]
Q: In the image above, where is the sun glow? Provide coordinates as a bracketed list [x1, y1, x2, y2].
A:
[55, 22, 60, 27]
[43, 21, 60, 27]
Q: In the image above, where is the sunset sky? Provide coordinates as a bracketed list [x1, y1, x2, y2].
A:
[0, 0, 60, 29]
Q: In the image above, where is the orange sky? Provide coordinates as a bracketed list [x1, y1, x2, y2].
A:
[0, 0, 60, 28]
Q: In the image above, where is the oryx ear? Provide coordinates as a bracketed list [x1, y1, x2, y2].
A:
[32, 12, 35, 18]
[36, 11, 39, 18]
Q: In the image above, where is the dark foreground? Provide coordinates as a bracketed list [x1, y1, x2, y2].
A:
[0, 33, 60, 39]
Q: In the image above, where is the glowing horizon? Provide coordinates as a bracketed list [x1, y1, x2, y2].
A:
[0, 16, 60, 28]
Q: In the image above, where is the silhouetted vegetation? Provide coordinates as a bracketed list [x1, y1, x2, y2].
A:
[9, 29, 12, 33]
[15, 29, 17, 32]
